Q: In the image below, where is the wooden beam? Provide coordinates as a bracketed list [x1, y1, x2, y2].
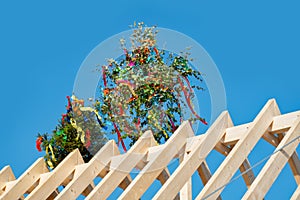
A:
[54, 140, 119, 200]
[196, 99, 280, 200]
[197, 161, 212, 186]
[291, 185, 300, 200]
[223, 110, 300, 147]
[197, 161, 222, 200]
[215, 143, 256, 189]
[197, 160, 221, 200]
[262, 131, 280, 147]
[1, 158, 48, 200]
[180, 177, 192, 200]
[152, 111, 232, 200]
[86, 131, 157, 200]
[277, 126, 300, 185]
[271, 111, 300, 134]
[157, 168, 171, 185]
[179, 148, 192, 200]
[26, 149, 84, 200]
[0, 166, 15, 195]
[214, 142, 231, 156]
[239, 159, 255, 188]
[118, 121, 195, 200]
[288, 152, 300, 185]
[223, 122, 252, 146]
[242, 117, 300, 199]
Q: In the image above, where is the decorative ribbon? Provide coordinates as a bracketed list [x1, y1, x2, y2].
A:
[116, 80, 137, 97]
[102, 66, 107, 87]
[149, 110, 168, 139]
[153, 47, 160, 58]
[36, 137, 43, 152]
[70, 118, 85, 143]
[66, 96, 72, 113]
[169, 117, 176, 132]
[71, 95, 84, 106]
[177, 76, 208, 125]
[85, 129, 91, 148]
[47, 160, 54, 169]
[118, 104, 130, 131]
[61, 113, 68, 124]
[113, 122, 127, 152]
[135, 117, 141, 131]
[80, 107, 107, 129]
[46, 144, 57, 169]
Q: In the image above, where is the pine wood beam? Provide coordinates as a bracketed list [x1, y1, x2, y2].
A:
[118, 121, 194, 200]
[196, 99, 280, 200]
[242, 117, 300, 199]
[86, 131, 157, 200]
[153, 111, 232, 200]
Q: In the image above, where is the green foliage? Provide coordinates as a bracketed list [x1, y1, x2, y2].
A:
[96, 22, 206, 146]
[36, 22, 206, 168]
[37, 97, 107, 169]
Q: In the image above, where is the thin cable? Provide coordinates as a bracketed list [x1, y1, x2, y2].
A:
[202, 134, 300, 200]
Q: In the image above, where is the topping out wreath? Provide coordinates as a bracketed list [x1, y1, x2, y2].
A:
[36, 22, 207, 169]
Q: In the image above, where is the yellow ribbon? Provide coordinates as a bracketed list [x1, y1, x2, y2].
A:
[80, 107, 103, 121]
[149, 110, 168, 139]
[49, 144, 57, 162]
[45, 144, 56, 169]
[70, 118, 85, 143]
[47, 160, 54, 169]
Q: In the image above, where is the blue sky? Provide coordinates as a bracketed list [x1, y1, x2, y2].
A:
[0, 1, 300, 199]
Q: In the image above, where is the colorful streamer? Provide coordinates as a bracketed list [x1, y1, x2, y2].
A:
[102, 66, 107, 87]
[177, 76, 208, 125]
[36, 137, 43, 152]
[113, 122, 127, 152]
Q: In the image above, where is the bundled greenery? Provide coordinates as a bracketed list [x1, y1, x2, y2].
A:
[36, 96, 107, 169]
[96, 22, 206, 147]
[36, 22, 206, 168]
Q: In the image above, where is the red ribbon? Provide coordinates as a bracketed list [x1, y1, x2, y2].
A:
[169, 117, 176, 132]
[85, 129, 91, 148]
[153, 47, 159, 56]
[113, 122, 127, 152]
[61, 114, 68, 124]
[36, 137, 43, 152]
[116, 79, 136, 88]
[102, 66, 107, 87]
[177, 76, 208, 125]
[135, 118, 141, 131]
[66, 96, 72, 112]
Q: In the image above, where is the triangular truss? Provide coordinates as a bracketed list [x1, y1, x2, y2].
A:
[1, 99, 300, 200]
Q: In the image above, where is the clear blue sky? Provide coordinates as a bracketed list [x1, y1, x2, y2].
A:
[0, 1, 299, 199]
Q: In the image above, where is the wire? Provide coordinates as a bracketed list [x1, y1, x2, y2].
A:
[202, 135, 300, 200]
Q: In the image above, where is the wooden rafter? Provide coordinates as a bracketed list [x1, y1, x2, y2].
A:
[0, 99, 299, 200]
